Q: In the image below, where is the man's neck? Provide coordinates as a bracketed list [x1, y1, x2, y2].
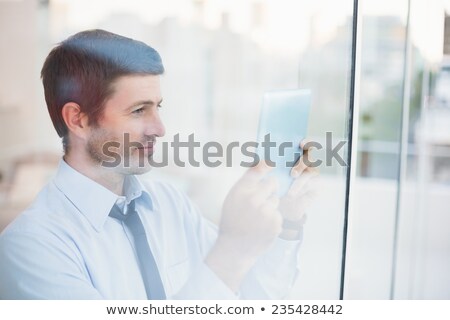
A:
[63, 153, 125, 196]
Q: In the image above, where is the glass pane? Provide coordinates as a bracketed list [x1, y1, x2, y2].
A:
[345, 0, 450, 300]
[393, 0, 450, 299]
[0, 0, 355, 299]
[294, 1, 355, 298]
[345, 0, 409, 299]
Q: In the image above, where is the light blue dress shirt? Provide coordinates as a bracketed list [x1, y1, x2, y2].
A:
[0, 160, 301, 299]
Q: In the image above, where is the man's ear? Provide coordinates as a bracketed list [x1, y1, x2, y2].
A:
[61, 102, 89, 140]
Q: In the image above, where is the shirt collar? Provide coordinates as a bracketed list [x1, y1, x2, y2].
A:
[53, 159, 155, 232]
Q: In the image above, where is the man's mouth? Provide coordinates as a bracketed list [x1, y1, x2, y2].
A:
[136, 141, 155, 152]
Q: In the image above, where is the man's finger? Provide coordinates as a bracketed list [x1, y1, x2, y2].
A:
[258, 176, 279, 199]
[240, 159, 274, 187]
[300, 138, 312, 150]
[263, 194, 280, 211]
[287, 171, 319, 197]
[293, 189, 316, 212]
[249, 176, 279, 205]
[290, 155, 307, 178]
[305, 165, 319, 175]
[290, 138, 319, 178]
[293, 156, 320, 178]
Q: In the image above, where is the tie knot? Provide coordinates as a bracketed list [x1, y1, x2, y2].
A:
[109, 199, 136, 221]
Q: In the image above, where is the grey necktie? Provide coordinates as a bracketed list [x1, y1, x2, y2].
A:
[109, 199, 166, 300]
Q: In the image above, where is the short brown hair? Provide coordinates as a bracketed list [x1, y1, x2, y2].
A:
[41, 29, 164, 150]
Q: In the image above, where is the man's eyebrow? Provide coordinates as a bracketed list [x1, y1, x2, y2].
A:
[126, 98, 163, 110]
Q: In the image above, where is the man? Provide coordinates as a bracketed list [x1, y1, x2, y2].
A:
[0, 30, 317, 299]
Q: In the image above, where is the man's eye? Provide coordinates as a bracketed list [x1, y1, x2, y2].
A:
[132, 107, 145, 114]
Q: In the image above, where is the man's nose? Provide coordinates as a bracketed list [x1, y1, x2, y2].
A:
[145, 112, 165, 137]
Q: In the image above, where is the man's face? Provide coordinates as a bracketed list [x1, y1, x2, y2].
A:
[86, 74, 165, 175]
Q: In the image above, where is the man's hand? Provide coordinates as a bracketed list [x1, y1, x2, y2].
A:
[205, 139, 319, 291]
[219, 161, 283, 256]
[279, 139, 319, 240]
[205, 161, 283, 292]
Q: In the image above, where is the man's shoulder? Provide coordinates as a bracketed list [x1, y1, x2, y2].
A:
[1, 180, 70, 239]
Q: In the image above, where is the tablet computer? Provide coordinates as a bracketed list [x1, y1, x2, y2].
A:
[256, 89, 311, 196]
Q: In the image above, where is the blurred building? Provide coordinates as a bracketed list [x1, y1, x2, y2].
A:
[443, 13, 450, 54]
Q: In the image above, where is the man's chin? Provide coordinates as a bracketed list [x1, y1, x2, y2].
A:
[99, 156, 155, 175]
[127, 165, 153, 175]
[119, 160, 154, 175]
